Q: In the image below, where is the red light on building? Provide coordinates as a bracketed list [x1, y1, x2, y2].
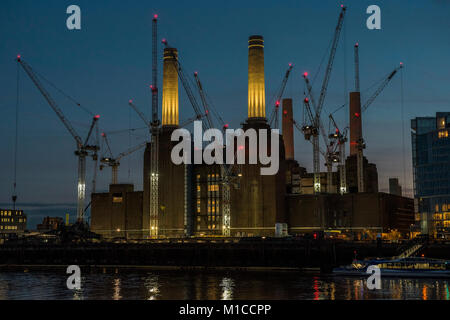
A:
[238, 145, 244, 150]
[283, 110, 287, 115]
[354, 112, 360, 118]
[313, 233, 317, 240]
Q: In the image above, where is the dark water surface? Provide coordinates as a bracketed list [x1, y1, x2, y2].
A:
[0, 270, 449, 300]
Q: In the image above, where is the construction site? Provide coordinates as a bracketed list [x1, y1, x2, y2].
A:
[9, 6, 415, 242]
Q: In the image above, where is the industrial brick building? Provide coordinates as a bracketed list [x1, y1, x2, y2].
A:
[90, 34, 414, 240]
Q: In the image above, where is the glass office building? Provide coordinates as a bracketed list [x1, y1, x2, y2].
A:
[411, 112, 450, 237]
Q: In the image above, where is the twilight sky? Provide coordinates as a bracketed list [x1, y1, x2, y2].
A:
[1, 0, 450, 223]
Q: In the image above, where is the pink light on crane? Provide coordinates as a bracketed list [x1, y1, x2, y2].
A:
[129, 99, 133, 104]
[303, 72, 308, 78]
[94, 115, 101, 120]
[153, 14, 158, 20]
[101, 132, 106, 137]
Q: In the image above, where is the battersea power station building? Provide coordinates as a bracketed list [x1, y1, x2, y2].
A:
[91, 35, 414, 240]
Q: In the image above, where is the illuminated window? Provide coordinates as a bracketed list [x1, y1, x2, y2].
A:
[438, 130, 448, 139]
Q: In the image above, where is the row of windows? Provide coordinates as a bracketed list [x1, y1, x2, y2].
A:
[0, 218, 26, 223]
[0, 225, 18, 230]
[196, 224, 219, 231]
[196, 215, 221, 222]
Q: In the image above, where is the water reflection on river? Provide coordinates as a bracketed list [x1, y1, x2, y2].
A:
[0, 271, 449, 300]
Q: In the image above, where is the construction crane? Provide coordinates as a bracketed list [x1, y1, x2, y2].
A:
[162, 39, 241, 236]
[329, 113, 348, 194]
[99, 132, 147, 184]
[362, 63, 403, 113]
[302, 5, 346, 194]
[17, 56, 100, 222]
[354, 42, 403, 192]
[268, 63, 294, 129]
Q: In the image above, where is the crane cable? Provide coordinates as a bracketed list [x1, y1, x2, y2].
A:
[12, 62, 20, 209]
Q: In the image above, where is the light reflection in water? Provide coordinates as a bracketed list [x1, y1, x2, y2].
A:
[220, 277, 234, 300]
[144, 275, 160, 300]
[313, 277, 320, 300]
[0, 271, 449, 300]
[113, 278, 121, 300]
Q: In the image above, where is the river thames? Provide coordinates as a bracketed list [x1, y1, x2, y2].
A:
[0, 270, 449, 300]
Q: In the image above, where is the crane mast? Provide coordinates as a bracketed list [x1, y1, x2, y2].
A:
[149, 14, 160, 237]
[329, 114, 348, 194]
[17, 56, 99, 222]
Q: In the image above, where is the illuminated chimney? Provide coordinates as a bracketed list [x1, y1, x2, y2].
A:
[282, 98, 294, 160]
[248, 35, 265, 119]
[349, 91, 362, 156]
[162, 48, 179, 126]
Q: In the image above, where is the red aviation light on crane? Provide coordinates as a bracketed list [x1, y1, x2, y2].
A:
[101, 132, 106, 137]
[355, 42, 359, 47]
[153, 14, 158, 20]
[288, 63, 292, 67]
[275, 100, 280, 107]
[16, 54, 21, 61]
[304, 97, 309, 103]
[194, 71, 198, 76]
[303, 72, 308, 78]
[94, 115, 100, 120]
[129, 99, 133, 104]
[161, 38, 167, 45]
[223, 124, 229, 129]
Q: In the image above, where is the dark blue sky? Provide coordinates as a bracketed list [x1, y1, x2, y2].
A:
[1, 0, 450, 221]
